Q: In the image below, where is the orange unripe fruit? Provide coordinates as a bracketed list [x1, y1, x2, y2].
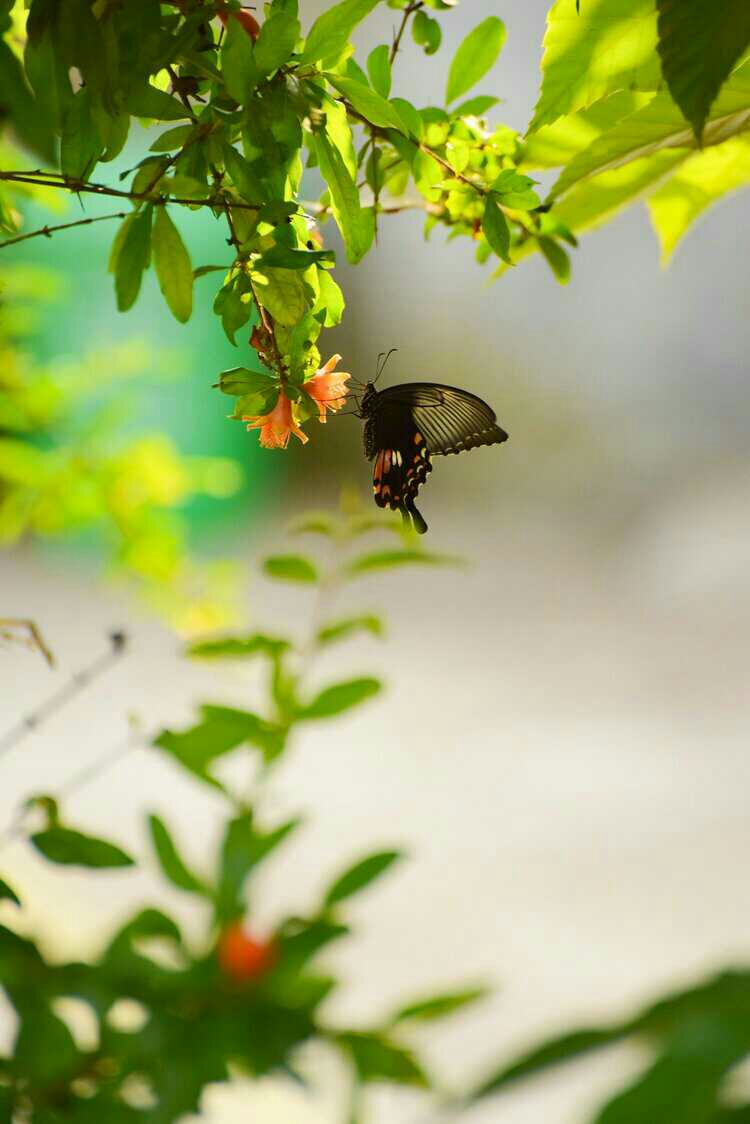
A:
[217, 8, 260, 41]
[217, 922, 275, 982]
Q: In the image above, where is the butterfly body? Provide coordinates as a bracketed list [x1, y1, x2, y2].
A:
[360, 381, 508, 534]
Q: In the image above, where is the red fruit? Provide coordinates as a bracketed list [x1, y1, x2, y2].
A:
[217, 922, 275, 982]
[217, 7, 260, 41]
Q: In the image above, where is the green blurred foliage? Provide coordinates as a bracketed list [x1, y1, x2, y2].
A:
[0, 261, 243, 632]
[0, 507, 482, 1124]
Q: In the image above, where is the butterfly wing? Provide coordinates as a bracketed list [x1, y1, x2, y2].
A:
[367, 400, 432, 533]
[375, 383, 508, 456]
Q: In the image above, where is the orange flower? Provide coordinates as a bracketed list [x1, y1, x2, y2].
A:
[244, 390, 308, 449]
[217, 922, 276, 982]
[305, 355, 351, 423]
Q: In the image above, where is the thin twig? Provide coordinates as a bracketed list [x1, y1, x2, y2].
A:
[0, 170, 263, 216]
[390, 0, 423, 64]
[0, 632, 128, 763]
[0, 212, 127, 250]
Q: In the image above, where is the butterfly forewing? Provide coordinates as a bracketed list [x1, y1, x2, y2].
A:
[375, 384, 508, 456]
[361, 380, 508, 534]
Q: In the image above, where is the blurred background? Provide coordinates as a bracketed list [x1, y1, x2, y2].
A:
[3, 1, 750, 1121]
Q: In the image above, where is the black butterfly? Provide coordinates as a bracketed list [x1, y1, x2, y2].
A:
[356, 359, 508, 535]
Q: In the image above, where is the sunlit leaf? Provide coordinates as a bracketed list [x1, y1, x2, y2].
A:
[327, 74, 406, 133]
[412, 10, 441, 55]
[648, 135, 750, 262]
[254, 9, 301, 75]
[529, 0, 660, 132]
[313, 131, 375, 263]
[445, 17, 506, 105]
[301, 0, 379, 64]
[367, 44, 392, 97]
[656, 0, 750, 141]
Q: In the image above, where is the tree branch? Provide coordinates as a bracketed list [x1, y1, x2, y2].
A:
[0, 211, 127, 250]
[390, 0, 423, 64]
[0, 170, 264, 216]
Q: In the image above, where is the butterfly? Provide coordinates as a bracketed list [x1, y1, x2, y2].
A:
[356, 356, 508, 535]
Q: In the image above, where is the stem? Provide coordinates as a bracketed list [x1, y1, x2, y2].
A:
[222, 196, 286, 379]
[390, 0, 423, 64]
[0, 212, 127, 250]
[0, 170, 263, 219]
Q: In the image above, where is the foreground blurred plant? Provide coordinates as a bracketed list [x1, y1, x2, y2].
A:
[3, 0, 749, 448]
[0, 507, 483, 1123]
[0, 262, 242, 631]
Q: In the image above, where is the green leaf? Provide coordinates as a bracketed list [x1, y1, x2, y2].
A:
[313, 130, 375, 263]
[255, 10, 301, 75]
[301, 677, 381, 720]
[216, 813, 299, 922]
[491, 169, 541, 210]
[482, 195, 511, 263]
[327, 74, 406, 132]
[317, 615, 383, 646]
[217, 366, 277, 397]
[656, 0, 750, 141]
[124, 82, 187, 121]
[263, 554, 318, 583]
[324, 850, 402, 907]
[60, 87, 103, 180]
[412, 10, 442, 55]
[0, 876, 20, 905]
[188, 633, 290, 660]
[392, 986, 489, 1023]
[367, 44, 392, 96]
[550, 63, 750, 199]
[150, 124, 195, 152]
[538, 236, 571, 284]
[148, 814, 208, 895]
[594, 1021, 748, 1124]
[15, 1007, 80, 1085]
[474, 1027, 629, 1098]
[112, 207, 153, 313]
[31, 826, 134, 868]
[253, 266, 310, 326]
[453, 94, 499, 117]
[0, 40, 56, 162]
[647, 135, 750, 262]
[259, 245, 335, 269]
[337, 1032, 428, 1086]
[529, 0, 660, 132]
[155, 704, 286, 783]
[522, 91, 652, 169]
[152, 207, 193, 323]
[223, 142, 267, 203]
[345, 548, 459, 576]
[301, 0, 380, 64]
[390, 96, 423, 138]
[314, 268, 346, 326]
[221, 17, 259, 102]
[445, 16, 506, 104]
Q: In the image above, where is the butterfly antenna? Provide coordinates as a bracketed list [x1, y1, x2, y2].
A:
[374, 348, 398, 384]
